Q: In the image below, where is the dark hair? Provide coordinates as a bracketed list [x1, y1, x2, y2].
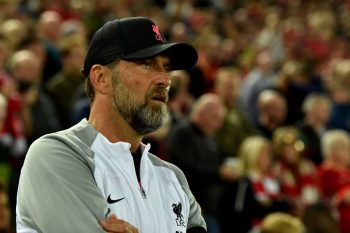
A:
[84, 77, 95, 104]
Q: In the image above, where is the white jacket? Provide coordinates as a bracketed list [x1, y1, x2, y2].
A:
[16, 119, 206, 233]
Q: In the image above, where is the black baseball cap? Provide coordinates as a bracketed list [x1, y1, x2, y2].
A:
[82, 17, 198, 77]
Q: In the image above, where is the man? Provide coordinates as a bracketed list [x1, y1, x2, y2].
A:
[256, 89, 287, 139]
[46, 35, 87, 128]
[296, 93, 332, 165]
[16, 17, 206, 233]
[214, 66, 258, 158]
[8, 50, 61, 144]
[166, 93, 236, 233]
[36, 10, 63, 82]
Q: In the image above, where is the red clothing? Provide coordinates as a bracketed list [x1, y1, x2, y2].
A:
[318, 162, 350, 233]
[250, 173, 280, 204]
[0, 74, 27, 163]
[273, 159, 320, 206]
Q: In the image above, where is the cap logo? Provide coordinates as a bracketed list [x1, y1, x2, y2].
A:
[152, 24, 165, 42]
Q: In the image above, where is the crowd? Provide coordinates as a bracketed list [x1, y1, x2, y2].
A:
[1, 0, 350, 232]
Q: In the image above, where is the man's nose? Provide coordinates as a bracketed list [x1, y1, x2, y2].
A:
[154, 71, 171, 88]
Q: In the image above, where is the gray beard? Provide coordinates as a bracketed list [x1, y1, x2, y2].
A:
[124, 101, 166, 135]
[111, 73, 167, 135]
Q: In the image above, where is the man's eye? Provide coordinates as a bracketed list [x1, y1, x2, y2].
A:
[164, 65, 172, 73]
[144, 64, 151, 70]
[142, 60, 153, 70]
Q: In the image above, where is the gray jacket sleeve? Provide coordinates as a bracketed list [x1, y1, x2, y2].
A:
[17, 134, 109, 233]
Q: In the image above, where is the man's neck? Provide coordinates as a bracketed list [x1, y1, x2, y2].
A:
[88, 100, 142, 153]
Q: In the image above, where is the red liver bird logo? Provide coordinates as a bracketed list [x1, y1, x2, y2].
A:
[152, 24, 165, 42]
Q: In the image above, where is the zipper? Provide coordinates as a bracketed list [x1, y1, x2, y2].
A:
[139, 182, 146, 199]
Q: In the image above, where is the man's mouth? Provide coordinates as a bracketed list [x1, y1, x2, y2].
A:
[151, 94, 167, 103]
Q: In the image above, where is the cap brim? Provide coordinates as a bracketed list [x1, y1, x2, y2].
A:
[122, 43, 198, 70]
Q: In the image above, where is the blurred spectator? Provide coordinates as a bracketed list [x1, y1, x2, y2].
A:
[144, 70, 194, 159]
[272, 126, 320, 216]
[37, 11, 62, 48]
[8, 50, 61, 144]
[167, 70, 193, 123]
[239, 49, 277, 121]
[0, 93, 11, 186]
[0, 93, 6, 133]
[318, 130, 350, 233]
[250, 212, 305, 233]
[36, 10, 63, 83]
[327, 59, 350, 133]
[253, 8, 284, 68]
[296, 93, 332, 165]
[0, 93, 13, 214]
[82, 0, 115, 37]
[187, 32, 219, 97]
[0, 0, 18, 21]
[165, 0, 193, 21]
[0, 183, 13, 233]
[0, 41, 26, 151]
[17, 33, 46, 74]
[60, 19, 88, 38]
[45, 35, 86, 128]
[219, 135, 290, 233]
[167, 93, 235, 233]
[276, 59, 326, 124]
[303, 9, 335, 66]
[45, 0, 81, 20]
[0, 19, 28, 53]
[169, 21, 192, 44]
[302, 202, 339, 233]
[0, 43, 27, 211]
[214, 66, 257, 158]
[256, 89, 287, 139]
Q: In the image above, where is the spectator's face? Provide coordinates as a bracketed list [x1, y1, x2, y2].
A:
[41, 15, 61, 42]
[280, 143, 301, 165]
[0, 192, 10, 230]
[200, 102, 226, 135]
[265, 98, 287, 125]
[216, 73, 240, 107]
[256, 50, 273, 71]
[332, 140, 350, 166]
[12, 58, 41, 83]
[312, 101, 331, 125]
[110, 55, 171, 135]
[258, 144, 272, 173]
[66, 45, 86, 74]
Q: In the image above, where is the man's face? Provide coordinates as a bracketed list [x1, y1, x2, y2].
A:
[110, 55, 171, 135]
[66, 45, 86, 75]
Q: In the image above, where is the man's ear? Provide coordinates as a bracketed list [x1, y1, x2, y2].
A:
[89, 64, 111, 95]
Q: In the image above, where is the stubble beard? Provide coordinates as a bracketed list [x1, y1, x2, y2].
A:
[111, 72, 167, 135]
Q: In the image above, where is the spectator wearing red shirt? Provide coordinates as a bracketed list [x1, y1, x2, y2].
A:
[272, 126, 320, 216]
[219, 136, 290, 233]
[318, 129, 350, 233]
